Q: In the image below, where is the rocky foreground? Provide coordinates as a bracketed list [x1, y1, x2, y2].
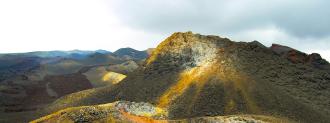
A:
[31, 101, 290, 123]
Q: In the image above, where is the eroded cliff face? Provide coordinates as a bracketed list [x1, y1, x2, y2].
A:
[45, 32, 330, 123]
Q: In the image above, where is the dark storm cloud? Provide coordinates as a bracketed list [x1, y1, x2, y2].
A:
[110, 0, 330, 38]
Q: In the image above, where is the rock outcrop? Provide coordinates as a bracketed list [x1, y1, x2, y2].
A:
[270, 44, 329, 70]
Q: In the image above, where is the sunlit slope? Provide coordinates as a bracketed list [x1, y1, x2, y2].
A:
[45, 32, 330, 123]
[84, 66, 126, 87]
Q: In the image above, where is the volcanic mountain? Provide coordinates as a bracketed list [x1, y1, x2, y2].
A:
[42, 32, 330, 122]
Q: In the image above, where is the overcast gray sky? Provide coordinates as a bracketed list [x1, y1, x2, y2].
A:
[0, 0, 329, 60]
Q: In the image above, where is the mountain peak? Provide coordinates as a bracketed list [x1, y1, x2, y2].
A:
[133, 32, 330, 121]
[147, 32, 231, 66]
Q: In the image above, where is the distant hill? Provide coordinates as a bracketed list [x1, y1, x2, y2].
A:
[95, 49, 111, 54]
[0, 49, 112, 59]
[114, 48, 148, 60]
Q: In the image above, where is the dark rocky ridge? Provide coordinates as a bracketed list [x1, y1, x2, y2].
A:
[45, 32, 330, 123]
[270, 44, 329, 70]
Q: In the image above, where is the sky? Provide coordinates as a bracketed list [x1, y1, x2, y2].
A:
[0, 0, 329, 60]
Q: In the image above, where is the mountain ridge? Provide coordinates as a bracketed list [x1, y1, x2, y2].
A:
[0, 48, 150, 122]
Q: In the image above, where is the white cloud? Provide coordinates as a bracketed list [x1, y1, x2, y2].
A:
[0, 0, 163, 53]
[0, 0, 329, 61]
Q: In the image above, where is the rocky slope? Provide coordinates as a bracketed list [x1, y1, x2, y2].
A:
[43, 32, 330, 123]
